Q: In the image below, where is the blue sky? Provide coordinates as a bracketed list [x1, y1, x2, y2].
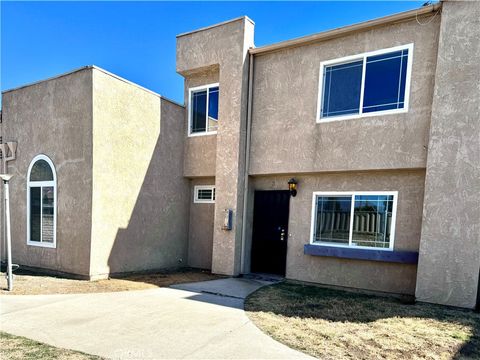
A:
[1, 1, 429, 104]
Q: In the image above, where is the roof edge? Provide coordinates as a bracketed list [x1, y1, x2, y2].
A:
[250, 3, 441, 55]
[1, 65, 185, 108]
[91, 66, 184, 108]
[176, 16, 254, 38]
[1, 66, 93, 95]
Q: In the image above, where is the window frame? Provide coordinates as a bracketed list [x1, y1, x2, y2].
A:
[309, 191, 398, 251]
[26, 154, 57, 248]
[316, 43, 414, 123]
[193, 185, 216, 204]
[188, 83, 220, 137]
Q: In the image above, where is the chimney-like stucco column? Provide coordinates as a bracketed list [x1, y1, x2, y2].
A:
[416, 1, 480, 309]
[177, 17, 255, 275]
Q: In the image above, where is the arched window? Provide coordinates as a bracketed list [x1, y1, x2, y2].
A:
[27, 155, 56, 248]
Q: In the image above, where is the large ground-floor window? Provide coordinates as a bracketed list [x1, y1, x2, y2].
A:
[310, 191, 397, 250]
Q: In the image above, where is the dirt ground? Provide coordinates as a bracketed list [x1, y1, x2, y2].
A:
[0, 268, 221, 296]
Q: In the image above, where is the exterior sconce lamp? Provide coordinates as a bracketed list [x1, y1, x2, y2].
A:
[288, 178, 298, 197]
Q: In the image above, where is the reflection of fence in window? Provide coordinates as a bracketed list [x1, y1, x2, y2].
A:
[352, 210, 391, 248]
[315, 210, 392, 247]
[316, 210, 351, 243]
[41, 215, 54, 243]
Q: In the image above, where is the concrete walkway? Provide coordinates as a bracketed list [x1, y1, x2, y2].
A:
[0, 278, 312, 359]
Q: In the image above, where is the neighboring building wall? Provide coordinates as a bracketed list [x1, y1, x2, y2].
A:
[416, 1, 480, 309]
[177, 17, 255, 275]
[1, 69, 93, 277]
[90, 68, 189, 278]
[251, 170, 425, 294]
[183, 69, 218, 178]
[187, 177, 215, 269]
[250, 16, 440, 175]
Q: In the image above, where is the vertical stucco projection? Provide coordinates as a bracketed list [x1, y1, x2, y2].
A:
[187, 177, 216, 269]
[0, 69, 93, 277]
[251, 170, 426, 295]
[416, 1, 480, 309]
[183, 70, 219, 178]
[249, 16, 440, 175]
[90, 69, 189, 277]
[177, 17, 255, 275]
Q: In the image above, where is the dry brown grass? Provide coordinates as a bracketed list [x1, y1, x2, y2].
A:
[0, 331, 101, 360]
[245, 282, 480, 360]
[0, 268, 221, 296]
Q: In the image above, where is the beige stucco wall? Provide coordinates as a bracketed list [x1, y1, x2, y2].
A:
[1, 69, 93, 277]
[183, 70, 219, 178]
[177, 17, 255, 275]
[416, 1, 480, 309]
[187, 177, 215, 269]
[249, 170, 425, 295]
[249, 16, 440, 175]
[90, 69, 189, 277]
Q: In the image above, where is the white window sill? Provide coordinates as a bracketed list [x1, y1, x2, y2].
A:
[27, 241, 56, 249]
[188, 131, 218, 138]
[317, 107, 408, 123]
[310, 242, 393, 252]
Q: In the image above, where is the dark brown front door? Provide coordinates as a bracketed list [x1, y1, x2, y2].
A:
[251, 190, 290, 276]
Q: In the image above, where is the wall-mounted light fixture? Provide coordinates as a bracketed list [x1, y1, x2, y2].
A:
[288, 178, 298, 197]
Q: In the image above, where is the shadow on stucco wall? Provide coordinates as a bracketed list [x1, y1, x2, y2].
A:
[104, 100, 190, 275]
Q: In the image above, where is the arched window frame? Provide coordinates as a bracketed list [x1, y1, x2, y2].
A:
[27, 154, 57, 248]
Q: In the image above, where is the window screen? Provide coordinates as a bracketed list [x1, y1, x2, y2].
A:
[312, 193, 397, 249]
[190, 85, 219, 134]
[319, 45, 411, 120]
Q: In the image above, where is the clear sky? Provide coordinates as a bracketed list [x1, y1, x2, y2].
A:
[1, 1, 430, 105]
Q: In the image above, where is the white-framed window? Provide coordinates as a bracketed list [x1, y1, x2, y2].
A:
[27, 154, 57, 248]
[316, 44, 413, 122]
[188, 83, 219, 136]
[310, 191, 398, 250]
[194, 185, 216, 203]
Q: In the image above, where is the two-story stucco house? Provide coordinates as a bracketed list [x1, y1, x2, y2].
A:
[1, 1, 479, 309]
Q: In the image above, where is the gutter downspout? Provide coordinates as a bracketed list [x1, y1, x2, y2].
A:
[240, 52, 254, 274]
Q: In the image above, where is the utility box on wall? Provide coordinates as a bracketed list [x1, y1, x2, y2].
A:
[222, 209, 233, 231]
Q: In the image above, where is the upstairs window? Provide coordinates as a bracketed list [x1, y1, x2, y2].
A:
[27, 154, 57, 248]
[194, 185, 216, 203]
[317, 44, 413, 121]
[189, 83, 219, 136]
[310, 192, 398, 250]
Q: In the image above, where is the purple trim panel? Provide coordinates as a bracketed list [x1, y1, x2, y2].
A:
[304, 244, 418, 264]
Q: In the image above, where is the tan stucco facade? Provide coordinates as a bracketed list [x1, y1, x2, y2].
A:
[1, 67, 188, 279]
[415, 1, 480, 309]
[249, 171, 425, 295]
[1, 69, 94, 277]
[249, 17, 439, 174]
[187, 178, 216, 269]
[177, 17, 255, 276]
[1, 2, 478, 308]
[90, 69, 189, 278]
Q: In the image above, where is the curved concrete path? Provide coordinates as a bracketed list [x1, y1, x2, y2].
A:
[0, 278, 312, 359]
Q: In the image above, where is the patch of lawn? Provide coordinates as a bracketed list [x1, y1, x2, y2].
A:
[0, 331, 101, 360]
[245, 282, 480, 360]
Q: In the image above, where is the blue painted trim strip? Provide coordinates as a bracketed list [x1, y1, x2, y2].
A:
[304, 244, 418, 264]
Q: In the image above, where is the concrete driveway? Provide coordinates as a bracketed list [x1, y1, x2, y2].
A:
[0, 278, 312, 359]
